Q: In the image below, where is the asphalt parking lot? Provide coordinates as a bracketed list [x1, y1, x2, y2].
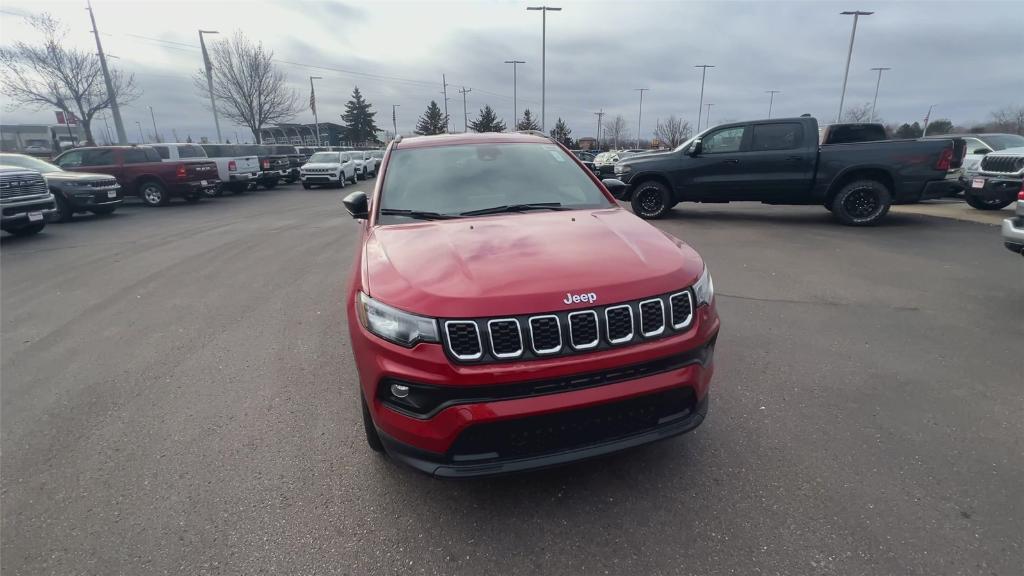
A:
[2, 182, 1021, 576]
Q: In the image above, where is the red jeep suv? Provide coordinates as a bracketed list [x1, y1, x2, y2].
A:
[342, 132, 719, 477]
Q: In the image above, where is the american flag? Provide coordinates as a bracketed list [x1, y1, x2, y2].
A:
[309, 86, 316, 115]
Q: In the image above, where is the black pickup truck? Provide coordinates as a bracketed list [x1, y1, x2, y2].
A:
[611, 116, 965, 225]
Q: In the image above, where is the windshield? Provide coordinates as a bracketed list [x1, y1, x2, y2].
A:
[308, 152, 340, 163]
[378, 143, 610, 220]
[0, 153, 62, 173]
[984, 134, 1024, 151]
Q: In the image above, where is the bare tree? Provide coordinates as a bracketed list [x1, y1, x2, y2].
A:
[0, 13, 139, 145]
[653, 115, 692, 148]
[605, 114, 630, 149]
[194, 32, 300, 144]
[989, 105, 1024, 135]
[841, 102, 872, 123]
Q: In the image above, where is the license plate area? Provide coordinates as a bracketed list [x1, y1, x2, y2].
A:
[972, 177, 985, 189]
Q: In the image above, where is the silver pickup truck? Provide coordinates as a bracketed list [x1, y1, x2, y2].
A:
[0, 166, 57, 236]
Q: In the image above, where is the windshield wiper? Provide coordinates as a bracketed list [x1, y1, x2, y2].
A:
[460, 203, 568, 216]
[379, 208, 460, 220]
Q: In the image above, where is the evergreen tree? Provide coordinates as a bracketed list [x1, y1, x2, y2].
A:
[340, 86, 379, 145]
[516, 108, 540, 131]
[469, 105, 507, 133]
[415, 100, 448, 135]
[895, 121, 923, 139]
[550, 117, 573, 147]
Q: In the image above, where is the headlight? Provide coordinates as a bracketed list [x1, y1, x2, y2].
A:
[614, 163, 632, 174]
[356, 292, 439, 347]
[693, 265, 714, 306]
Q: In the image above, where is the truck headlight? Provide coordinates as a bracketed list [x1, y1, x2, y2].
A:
[693, 266, 714, 306]
[614, 163, 631, 174]
[356, 292, 439, 347]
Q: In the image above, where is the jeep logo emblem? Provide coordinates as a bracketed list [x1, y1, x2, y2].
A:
[563, 292, 598, 305]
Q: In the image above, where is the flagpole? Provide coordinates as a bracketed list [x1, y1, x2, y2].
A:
[310, 76, 322, 146]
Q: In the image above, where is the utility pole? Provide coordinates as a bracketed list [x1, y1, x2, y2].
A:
[198, 30, 222, 143]
[705, 103, 714, 129]
[442, 74, 451, 133]
[922, 104, 936, 136]
[765, 90, 781, 119]
[634, 88, 649, 149]
[459, 87, 472, 132]
[504, 60, 525, 129]
[594, 109, 604, 149]
[392, 104, 400, 137]
[837, 10, 874, 122]
[148, 105, 159, 142]
[135, 121, 144, 144]
[527, 6, 561, 131]
[309, 76, 322, 145]
[101, 113, 112, 145]
[86, 1, 127, 144]
[869, 67, 891, 122]
[694, 64, 714, 132]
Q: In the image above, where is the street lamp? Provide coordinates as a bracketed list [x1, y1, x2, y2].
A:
[694, 64, 714, 132]
[148, 105, 159, 143]
[765, 90, 781, 119]
[527, 6, 561, 132]
[634, 88, 649, 149]
[922, 104, 936, 136]
[704, 103, 714, 129]
[869, 67, 891, 122]
[198, 30, 222, 143]
[837, 11, 873, 122]
[504, 60, 525, 129]
[310, 76, 322, 145]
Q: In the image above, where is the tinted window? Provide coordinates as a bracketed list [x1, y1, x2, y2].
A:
[702, 127, 746, 153]
[176, 144, 207, 159]
[984, 134, 1024, 151]
[152, 145, 170, 159]
[379, 143, 611, 220]
[751, 123, 803, 151]
[81, 149, 115, 166]
[56, 150, 84, 167]
[122, 148, 148, 164]
[144, 148, 162, 162]
[824, 124, 887, 144]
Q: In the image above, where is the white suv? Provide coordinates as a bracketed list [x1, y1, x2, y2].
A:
[300, 151, 357, 189]
[356, 150, 379, 178]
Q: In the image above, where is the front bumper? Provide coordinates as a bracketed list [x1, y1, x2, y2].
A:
[965, 174, 1022, 201]
[301, 172, 341, 183]
[350, 297, 720, 477]
[1, 194, 58, 228]
[63, 185, 123, 209]
[1002, 203, 1024, 253]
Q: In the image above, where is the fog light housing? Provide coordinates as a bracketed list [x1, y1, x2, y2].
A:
[390, 383, 410, 398]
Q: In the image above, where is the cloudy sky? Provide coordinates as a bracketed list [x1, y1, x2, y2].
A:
[0, 0, 1020, 143]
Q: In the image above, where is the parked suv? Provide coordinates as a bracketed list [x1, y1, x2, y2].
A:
[0, 166, 57, 236]
[0, 153, 122, 221]
[299, 151, 357, 189]
[199, 144, 260, 195]
[341, 132, 719, 477]
[54, 146, 219, 206]
[964, 146, 1024, 210]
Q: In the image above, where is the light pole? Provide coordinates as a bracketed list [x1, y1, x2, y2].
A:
[527, 6, 561, 132]
[392, 104, 400, 137]
[634, 88, 649, 149]
[705, 103, 714, 129]
[594, 109, 604, 149]
[869, 67, 891, 122]
[694, 64, 714, 132]
[148, 105, 159, 142]
[309, 76, 322, 146]
[504, 60, 525, 129]
[135, 121, 144, 144]
[86, 1, 126, 144]
[765, 90, 781, 119]
[837, 10, 873, 122]
[198, 30, 222, 143]
[922, 104, 936, 136]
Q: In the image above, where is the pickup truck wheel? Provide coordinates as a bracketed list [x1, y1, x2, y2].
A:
[831, 180, 892, 226]
[361, 395, 386, 453]
[10, 222, 45, 236]
[964, 193, 1012, 211]
[139, 181, 169, 206]
[53, 194, 74, 223]
[630, 181, 672, 219]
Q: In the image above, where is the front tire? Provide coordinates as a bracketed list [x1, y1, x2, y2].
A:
[361, 395, 385, 453]
[630, 181, 673, 219]
[830, 179, 892, 226]
[53, 194, 74, 223]
[302, 182, 311, 190]
[139, 180, 169, 207]
[964, 193, 1012, 211]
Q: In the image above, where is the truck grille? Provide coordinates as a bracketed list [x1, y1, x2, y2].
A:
[980, 154, 1024, 174]
[440, 289, 698, 364]
[0, 172, 48, 200]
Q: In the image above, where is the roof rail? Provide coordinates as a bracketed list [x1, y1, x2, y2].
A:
[515, 129, 553, 141]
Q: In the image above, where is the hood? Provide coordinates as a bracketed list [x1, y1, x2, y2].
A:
[43, 171, 116, 182]
[989, 146, 1024, 157]
[302, 162, 340, 169]
[364, 208, 704, 318]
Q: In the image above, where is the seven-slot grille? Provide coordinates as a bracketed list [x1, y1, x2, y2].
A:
[980, 154, 1024, 174]
[441, 288, 698, 363]
[0, 172, 48, 200]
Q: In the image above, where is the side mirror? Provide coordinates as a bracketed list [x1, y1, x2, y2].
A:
[973, 148, 992, 155]
[602, 178, 628, 198]
[688, 139, 702, 156]
[342, 191, 368, 219]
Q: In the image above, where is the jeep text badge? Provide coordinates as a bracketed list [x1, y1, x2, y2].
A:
[563, 292, 598, 305]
